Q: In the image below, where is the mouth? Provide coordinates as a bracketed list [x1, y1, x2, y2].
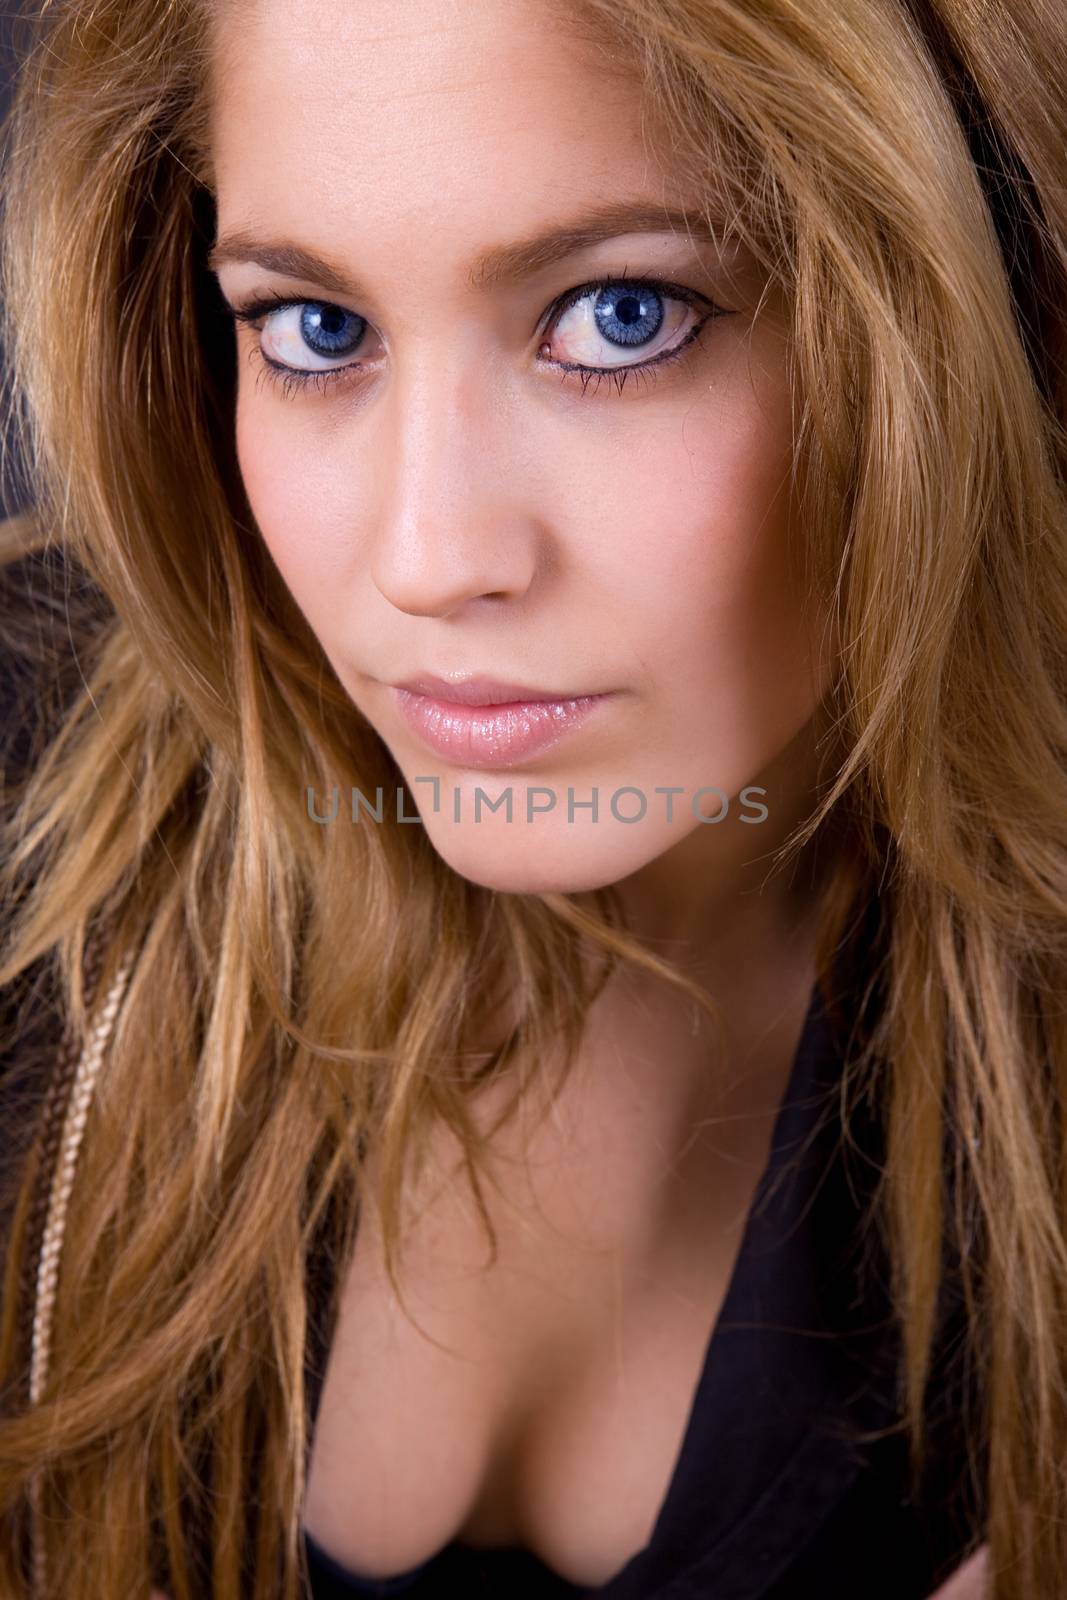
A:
[388, 678, 615, 769]
[392, 673, 600, 707]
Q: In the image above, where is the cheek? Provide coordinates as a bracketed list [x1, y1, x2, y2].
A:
[570, 348, 828, 769]
[572, 370, 803, 678]
[234, 394, 364, 621]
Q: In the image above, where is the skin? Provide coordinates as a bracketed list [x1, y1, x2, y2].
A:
[207, 0, 839, 997]
[196, 0, 983, 1593]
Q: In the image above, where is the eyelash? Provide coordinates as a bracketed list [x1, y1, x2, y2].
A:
[223, 273, 726, 402]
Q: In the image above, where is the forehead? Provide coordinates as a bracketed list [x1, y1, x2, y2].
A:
[208, 0, 686, 248]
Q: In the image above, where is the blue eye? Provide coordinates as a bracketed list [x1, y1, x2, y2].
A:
[567, 281, 667, 349]
[541, 277, 720, 398]
[295, 302, 365, 357]
[223, 274, 726, 402]
[230, 297, 367, 380]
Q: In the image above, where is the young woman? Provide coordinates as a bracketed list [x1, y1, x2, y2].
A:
[0, 0, 1063, 1594]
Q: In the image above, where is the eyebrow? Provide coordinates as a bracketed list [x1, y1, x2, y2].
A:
[207, 200, 729, 298]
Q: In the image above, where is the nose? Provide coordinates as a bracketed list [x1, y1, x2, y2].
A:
[367, 354, 540, 618]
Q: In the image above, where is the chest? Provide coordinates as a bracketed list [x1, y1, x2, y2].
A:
[300, 1030, 792, 1590]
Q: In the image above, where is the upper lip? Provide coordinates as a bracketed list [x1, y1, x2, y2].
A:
[392, 674, 595, 706]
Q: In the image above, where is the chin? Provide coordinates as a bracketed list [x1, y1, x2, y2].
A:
[418, 816, 670, 898]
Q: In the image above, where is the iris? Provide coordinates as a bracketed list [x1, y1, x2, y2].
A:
[593, 284, 664, 347]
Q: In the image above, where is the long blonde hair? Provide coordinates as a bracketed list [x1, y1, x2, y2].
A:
[1, 0, 1065, 1594]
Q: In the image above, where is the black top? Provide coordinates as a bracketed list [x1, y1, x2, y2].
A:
[298, 894, 988, 1600]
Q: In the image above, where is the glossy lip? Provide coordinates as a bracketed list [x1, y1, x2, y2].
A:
[390, 683, 614, 769]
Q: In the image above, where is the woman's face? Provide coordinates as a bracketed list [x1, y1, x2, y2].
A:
[209, 0, 833, 899]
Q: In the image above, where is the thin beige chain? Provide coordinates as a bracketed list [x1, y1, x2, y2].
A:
[28, 951, 134, 1598]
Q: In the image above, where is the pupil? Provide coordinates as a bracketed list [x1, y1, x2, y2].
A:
[318, 307, 346, 334]
[616, 294, 642, 325]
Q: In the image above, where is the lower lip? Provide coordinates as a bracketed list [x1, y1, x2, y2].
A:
[391, 688, 612, 768]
